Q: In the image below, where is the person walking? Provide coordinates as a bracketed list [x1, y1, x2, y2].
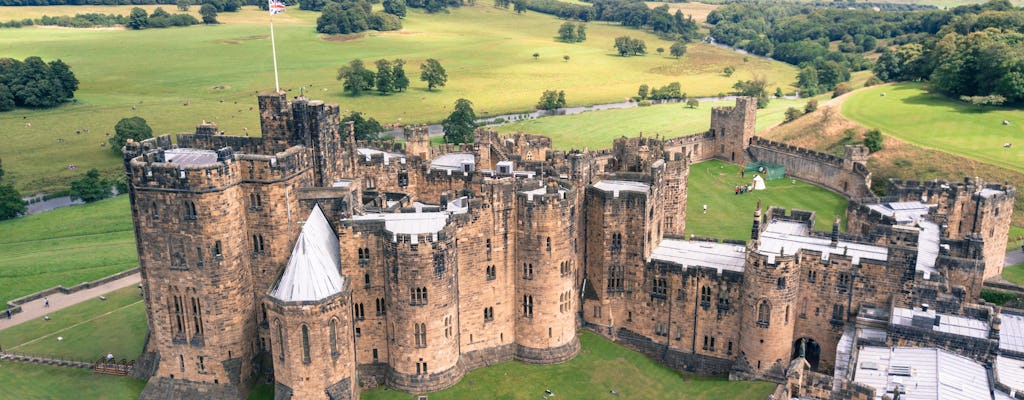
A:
[703, 204, 708, 214]
[44, 298, 49, 308]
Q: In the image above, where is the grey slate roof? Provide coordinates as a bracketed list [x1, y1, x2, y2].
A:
[269, 204, 344, 303]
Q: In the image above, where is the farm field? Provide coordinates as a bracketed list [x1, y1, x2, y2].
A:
[0, 195, 136, 305]
[685, 160, 848, 240]
[494, 97, 803, 151]
[0, 2, 797, 194]
[842, 83, 1023, 174]
[0, 286, 147, 362]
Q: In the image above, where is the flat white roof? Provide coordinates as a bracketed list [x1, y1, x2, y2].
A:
[916, 220, 940, 276]
[997, 355, 1024, 395]
[890, 307, 989, 339]
[592, 180, 650, 197]
[165, 148, 218, 165]
[357, 147, 403, 163]
[980, 188, 1005, 198]
[650, 239, 746, 273]
[758, 220, 888, 265]
[269, 205, 344, 302]
[430, 153, 474, 171]
[1000, 313, 1024, 353]
[348, 198, 468, 237]
[866, 201, 933, 225]
[854, 346, 992, 400]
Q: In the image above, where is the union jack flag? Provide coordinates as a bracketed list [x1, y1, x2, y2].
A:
[269, 0, 286, 15]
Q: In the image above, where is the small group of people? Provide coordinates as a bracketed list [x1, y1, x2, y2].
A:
[735, 185, 753, 195]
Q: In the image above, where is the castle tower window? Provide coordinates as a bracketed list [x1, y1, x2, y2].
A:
[607, 265, 624, 292]
[252, 234, 265, 255]
[196, 247, 204, 268]
[170, 295, 185, 337]
[415, 323, 427, 348]
[700, 286, 711, 307]
[484, 307, 494, 322]
[329, 318, 339, 357]
[191, 297, 204, 337]
[179, 355, 184, 372]
[213, 241, 222, 258]
[276, 320, 285, 361]
[785, 305, 790, 324]
[372, 348, 378, 363]
[757, 300, 771, 328]
[594, 305, 601, 318]
[486, 265, 496, 281]
[412, 287, 428, 306]
[358, 248, 370, 263]
[444, 316, 452, 339]
[354, 303, 365, 320]
[198, 356, 205, 372]
[777, 277, 785, 289]
[710, 337, 715, 351]
[260, 303, 268, 325]
[250, 193, 262, 210]
[807, 270, 817, 283]
[434, 252, 446, 276]
[832, 304, 845, 322]
[375, 298, 383, 316]
[301, 325, 311, 364]
[151, 202, 159, 220]
[838, 273, 851, 288]
[610, 233, 622, 253]
[486, 239, 492, 260]
[703, 335, 708, 350]
[523, 263, 534, 280]
[652, 278, 668, 298]
[727, 341, 733, 355]
[523, 295, 534, 318]
[183, 201, 197, 220]
[364, 273, 370, 288]
[546, 237, 552, 252]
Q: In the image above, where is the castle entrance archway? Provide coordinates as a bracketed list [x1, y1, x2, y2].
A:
[791, 337, 821, 370]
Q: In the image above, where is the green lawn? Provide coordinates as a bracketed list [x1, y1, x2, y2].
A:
[1004, 263, 1024, 287]
[356, 331, 774, 400]
[495, 97, 802, 151]
[685, 160, 848, 240]
[842, 83, 1024, 174]
[0, 195, 136, 305]
[0, 286, 147, 362]
[0, 361, 147, 400]
[0, 3, 796, 194]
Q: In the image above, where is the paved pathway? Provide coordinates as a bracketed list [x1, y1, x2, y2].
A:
[1008, 249, 1024, 267]
[0, 272, 141, 331]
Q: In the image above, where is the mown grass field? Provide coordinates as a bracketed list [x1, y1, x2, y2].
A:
[354, 331, 775, 400]
[0, 2, 797, 194]
[0, 195, 136, 305]
[495, 97, 803, 151]
[0, 286, 147, 362]
[0, 361, 147, 400]
[1004, 263, 1024, 287]
[842, 83, 1023, 174]
[685, 160, 848, 240]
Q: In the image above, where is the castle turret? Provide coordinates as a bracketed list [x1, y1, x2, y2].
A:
[709, 96, 756, 163]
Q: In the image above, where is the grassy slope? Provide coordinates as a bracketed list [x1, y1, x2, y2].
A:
[357, 331, 774, 400]
[685, 160, 848, 240]
[0, 286, 146, 361]
[842, 83, 1023, 174]
[0, 195, 136, 305]
[0, 3, 797, 194]
[0, 361, 147, 400]
[494, 97, 802, 151]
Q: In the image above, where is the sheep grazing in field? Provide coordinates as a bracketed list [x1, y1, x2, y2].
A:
[1004, 143, 1012, 148]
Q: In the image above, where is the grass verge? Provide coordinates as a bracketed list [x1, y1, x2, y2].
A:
[0, 361, 147, 400]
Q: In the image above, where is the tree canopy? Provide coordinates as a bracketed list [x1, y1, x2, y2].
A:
[341, 111, 383, 140]
[537, 90, 566, 110]
[70, 169, 111, 203]
[337, 59, 376, 96]
[614, 36, 646, 56]
[443, 98, 476, 144]
[110, 116, 153, 151]
[0, 56, 79, 110]
[420, 58, 448, 91]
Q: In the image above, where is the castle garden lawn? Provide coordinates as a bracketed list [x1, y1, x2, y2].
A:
[1003, 263, 1024, 287]
[842, 82, 1024, 174]
[0, 2, 797, 194]
[0, 361, 147, 400]
[0, 195, 136, 305]
[352, 331, 775, 400]
[495, 97, 802, 151]
[0, 286, 147, 362]
[685, 160, 849, 240]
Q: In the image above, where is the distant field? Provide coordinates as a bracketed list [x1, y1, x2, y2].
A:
[0, 195, 136, 305]
[685, 160, 848, 240]
[842, 83, 1023, 174]
[495, 97, 803, 151]
[356, 330, 775, 400]
[0, 4, 202, 20]
[0, 2, 797, 194]
[645, 2, 719, 23]
[0, 361, 146, 400]
[0, 286, 146, 362]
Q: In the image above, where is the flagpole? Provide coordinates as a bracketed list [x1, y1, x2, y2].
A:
[270, 13, 280, 93]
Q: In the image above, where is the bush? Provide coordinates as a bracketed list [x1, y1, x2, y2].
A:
[638, 100, 652, 107]
[981, 289, 1018, 306]
[864, 75, 882, 87]
[804, 99, 818, 114]
[784, 107, 803, 123]
[863, 129, 883, 152]
[70, 169, 111, 203]
[832, 83, 851, 98]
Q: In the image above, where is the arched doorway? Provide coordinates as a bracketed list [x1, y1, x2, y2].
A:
[792, 337, 821, 370]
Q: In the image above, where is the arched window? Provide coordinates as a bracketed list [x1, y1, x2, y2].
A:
[757, 300, 771, 328]
[546, 237, 552, 252]
[607, 265, 624, 292]
[364, 273, 370, 288]
[184, 201, 197, 220]
[276, 320, 285, 361]
[414, 323, 427, 348]
[522, 295, 533, 317]
[301, 324, 311, 364]
[329, 319, 339, 357]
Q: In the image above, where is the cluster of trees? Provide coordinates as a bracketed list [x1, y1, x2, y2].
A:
[0, 0, 230, 5]
[557, 22, 586, 42]
[315, 0, 402, 34]
[731, 77, 770, 108]
[783, 99, 818, 123]
[636, 82, 683, 101]
[0, 56, 78, 111]
[493, 0, 527, 14]
[0, 159, 26, 221]
[873, 1, 1024, 102]
[70, 169, 114, 203]
[126, 6, 199, 28]
[341, 111, 383, 140]
[522, 0, 698, 42]
[406, 0, 466, 13]
[536, 90, 566, 110]
[337, 58, 444, 95]
[614, 36, 646, 56]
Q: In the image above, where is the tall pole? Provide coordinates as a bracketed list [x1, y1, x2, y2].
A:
[270, 14, 280, 93]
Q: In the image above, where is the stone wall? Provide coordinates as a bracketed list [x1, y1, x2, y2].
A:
[747, 138, 872, 199]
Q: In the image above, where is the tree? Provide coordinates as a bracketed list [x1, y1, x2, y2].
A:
[341, 111, 383, 140]
[784, 107, 803, 123]
[176, 0, 190, 11]
[337, 59, 375, 96]
[537, 90, 566, 110]
[128, 7, 148, 29]
[614, 36, 646, 56]
[804, 99, 818, 114]
[774, 87, 783, 98]
[0, 158, 4, 181]
[420, 58, 447, 91]
[393, 59, 409, 92]
[533, 52, 540, 60]
[670, 41, 686, 59]
[109, 116, 153, 151]
[576, 24, 586, 41]
[832, 83, 851, 98]
[199, 4, 218, 24]
[383, 0, 406, 17]
[494, 0, 510, 8]
[513, 0, 526, 14]
[558, 22, 576, 42]
[864, 75, 882, 87]
[0, 83, 14, 112]
[442, 98, 477, 144]
[656, 47, 664, 56]
[375, 59, 394, 94]
[70, 169, 110, 203]
[731, 77, 769, 108]
[563, 55, 570, 62]
[723, 66, 735, 77]
[0, 184, 25, 221]
[863, 129, 883, 152]
[797, 66, 820, 97]
[637, 84, 649, 100]
[686, 98, 699, 108]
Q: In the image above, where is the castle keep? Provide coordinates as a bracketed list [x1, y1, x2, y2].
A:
[123, 93, 1018, 399]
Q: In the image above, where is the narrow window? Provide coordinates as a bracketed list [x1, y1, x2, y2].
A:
[372, 348, 379, 363]
[213, 241, 222, 258]
[364, 273, 370, 288]
[757, 300, 771, 327]
[329, 319, 338, 356]
[277, 321, 285, 361]
[191, 297, 204, 336]
[301, 325, 311, 364]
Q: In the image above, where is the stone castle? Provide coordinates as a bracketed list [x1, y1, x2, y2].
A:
[122, 93, 1019, 399]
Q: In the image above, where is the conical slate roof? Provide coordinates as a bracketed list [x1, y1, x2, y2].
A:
[269, 204, 344, 302]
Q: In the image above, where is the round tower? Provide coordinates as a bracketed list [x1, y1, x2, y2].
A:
[734, 204, 799, 382]
[384, 223, 464, 392]
[513, 179, 580, 364]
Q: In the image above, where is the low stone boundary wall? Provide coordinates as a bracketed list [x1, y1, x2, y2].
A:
[3, 267, 140, 317]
